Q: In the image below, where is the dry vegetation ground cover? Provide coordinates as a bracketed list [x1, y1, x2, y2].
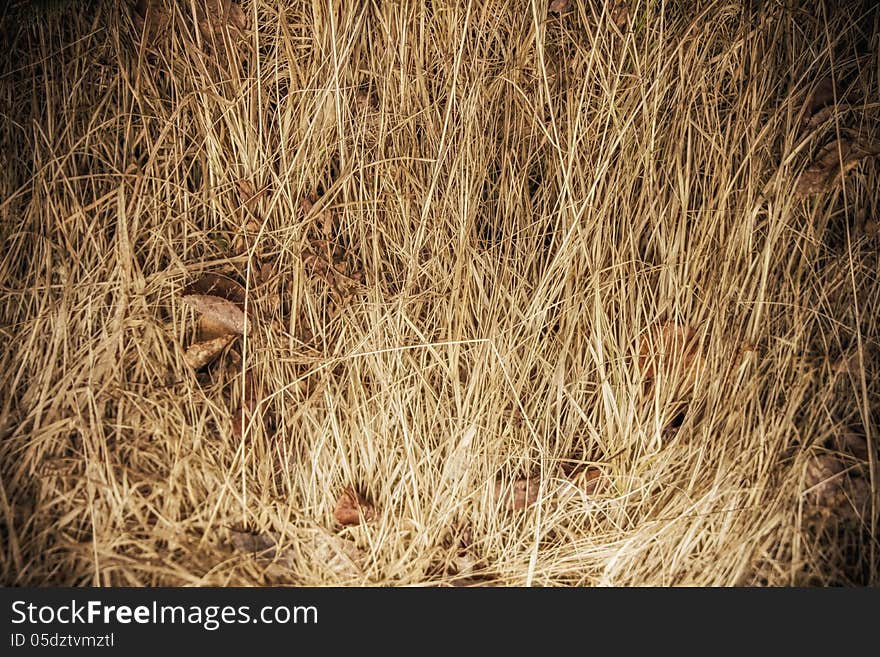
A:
[1, 0, 878, 586]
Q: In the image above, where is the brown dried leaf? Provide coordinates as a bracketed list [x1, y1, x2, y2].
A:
[333, 486, 376, 526]
[495, 478, 540, 511]
[549, 0, 570, 13]
[184, 334, 235, 370]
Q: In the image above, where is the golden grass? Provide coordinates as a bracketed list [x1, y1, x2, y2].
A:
[0, 0, 877, 586]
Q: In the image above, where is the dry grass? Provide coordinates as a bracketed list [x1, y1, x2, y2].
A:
[1, 0, 878, 586]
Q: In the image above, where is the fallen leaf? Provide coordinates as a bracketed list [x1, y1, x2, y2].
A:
[333, 486, 376, 526]
[796, 137, 879, 197]
[549, 0, 570, 13]
[184, 334, 235, 370]
[495, 478, 540, 510]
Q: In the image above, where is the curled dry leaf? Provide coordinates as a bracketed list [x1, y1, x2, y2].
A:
[184, 334, 235, 370]
[796, 137, 879, 198]
[495, 478, 540, 511]
[333, 486, 376, 526]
